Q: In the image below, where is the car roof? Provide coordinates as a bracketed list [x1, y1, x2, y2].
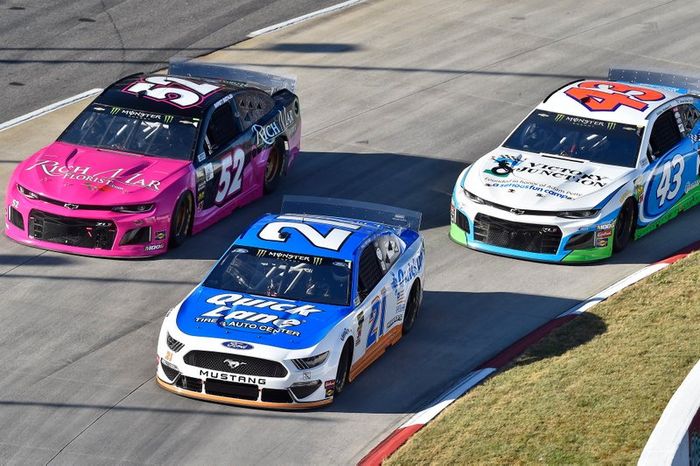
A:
[537, 79, 685, 126]
[94, 73, 247, 118]
[234, 213, 386, 260]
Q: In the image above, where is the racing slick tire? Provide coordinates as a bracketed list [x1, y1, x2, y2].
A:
[402, 280, 423, 335]
[263, 140, 284, 194]
[169, 192, 194, 248]
[613, 199, 636, 253]
[334, 340, 352, 396]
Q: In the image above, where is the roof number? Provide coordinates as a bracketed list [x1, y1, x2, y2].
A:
[258, 221, 355, 251]
[565, 81, 665, 112]
[124, 76, 221, 108]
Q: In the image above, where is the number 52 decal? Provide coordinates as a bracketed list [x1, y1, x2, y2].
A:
[215, 148, 245, 204]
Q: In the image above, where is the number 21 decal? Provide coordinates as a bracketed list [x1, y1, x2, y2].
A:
[215, 148, 245, 204]
[565, 81, 665, 112]
[366, 293, 387, 348]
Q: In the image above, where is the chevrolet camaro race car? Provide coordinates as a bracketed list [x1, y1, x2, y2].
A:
[5, 61, 301, 257]
[156, 197, 425, 408]
[451, 68, 700, 262]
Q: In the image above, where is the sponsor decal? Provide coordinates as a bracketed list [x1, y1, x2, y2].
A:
[11, 199, 19, 208]
[595, 238, 609, 248]
[203, 163, 214, 182]
[145, 244, 165, 251]
[222, 341, 254, 350]
[686, 179, 700, 193]
[355, 312, 365, 346]
[195, 293, 323, 338]
[390, 247, 424, 309]
[596, 229, 612, 239]
[199, 369, 265, 385]
[385, 314, 403, 328]
[484, 155, 523, 178]
[596, 222, 615, 230]
[155, 230, 166, 241]
[324, 379, 335, 397]
[164, 350, 173, 362]
[197, 152, 206, 163]
[26, 160, 161, 191]
[252, 105, 297, 146]
[340, 328, 350, 342]
[213, 93, 233, 109]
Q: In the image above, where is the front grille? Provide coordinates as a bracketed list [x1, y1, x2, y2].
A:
[160, 360, 179, 381]
[205, 379, 259, 400]
[28, 210, 116, 249]
[455, 209, 470, 233]
[183, 351, 288, 378]
[8, 206, 24, 230]
[473, 213, 561, 254]
[176, 375, 203, 392]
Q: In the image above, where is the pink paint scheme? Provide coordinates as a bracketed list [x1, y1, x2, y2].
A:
[5, 124, 301, 257]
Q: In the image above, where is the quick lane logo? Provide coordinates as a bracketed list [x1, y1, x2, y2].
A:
[195, 293, 323, 337]
[484, 155, 524, 178]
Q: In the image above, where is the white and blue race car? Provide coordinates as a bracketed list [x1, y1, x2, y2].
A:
[451, 68, 700, 262]
[156, 196, 425, 408]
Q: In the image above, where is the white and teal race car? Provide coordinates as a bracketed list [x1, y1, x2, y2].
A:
[451, 68, 700, 263]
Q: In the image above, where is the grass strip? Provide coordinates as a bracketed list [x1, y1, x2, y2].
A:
[388, 252, 700, 465]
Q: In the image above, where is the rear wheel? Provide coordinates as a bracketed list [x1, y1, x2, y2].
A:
[613, 199, 636, 253]
[263, 142, 284, 194]
[169, 193, 193, 248]
[402, 281, 423, 335]
[334, 342, 352, 396]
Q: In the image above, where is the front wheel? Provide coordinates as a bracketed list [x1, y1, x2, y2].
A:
[334, 342, 352, 396]
[613, 200, 636, 253]
[169, 193, 193, 248]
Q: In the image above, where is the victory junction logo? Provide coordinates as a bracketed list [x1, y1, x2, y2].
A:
[484, 155, 523, 178]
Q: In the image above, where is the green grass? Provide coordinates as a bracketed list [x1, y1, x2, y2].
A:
[388, 252, 700, 465]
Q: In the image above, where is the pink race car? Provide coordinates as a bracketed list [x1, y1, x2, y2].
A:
[5, 62, 301, 257]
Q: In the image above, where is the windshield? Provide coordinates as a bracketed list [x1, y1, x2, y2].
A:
[203, 247, 352, 306]
[503, 110, 643, 168]
[59, 104, 198, 160]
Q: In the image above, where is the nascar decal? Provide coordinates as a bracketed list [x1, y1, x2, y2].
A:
[195, 293, 323, 337]
[123, 76, 221, 108]
[565, 81, 665, 112]
[26, 160, 161, 191]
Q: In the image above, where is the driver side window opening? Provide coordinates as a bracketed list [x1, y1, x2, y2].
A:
[648, 108, 682, 161]
[204, 102, 238, 156]
[358, 241, 384, 302]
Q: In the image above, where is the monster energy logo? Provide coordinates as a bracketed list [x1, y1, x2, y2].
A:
[607, 121, 616, 130]
[164, 115, 174, 123]
[555, 114, 565, 122]
[110, 107, 121, 115]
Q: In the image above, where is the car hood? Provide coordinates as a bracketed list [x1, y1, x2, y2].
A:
[463, 148, 635, 210]
[15, 142, 190, 204]
[175, 286, 353, 350]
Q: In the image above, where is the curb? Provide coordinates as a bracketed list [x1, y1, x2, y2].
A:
[359, 241, 700, 465]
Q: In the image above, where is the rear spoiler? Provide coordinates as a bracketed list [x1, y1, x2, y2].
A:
[168, 58, 296, 94]
[609, 67, 700, 95]
[281, 196, 422, 231]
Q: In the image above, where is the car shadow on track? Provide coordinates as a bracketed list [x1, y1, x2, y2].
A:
[166, 150, 467, 261]
[321, 289, 596, 415]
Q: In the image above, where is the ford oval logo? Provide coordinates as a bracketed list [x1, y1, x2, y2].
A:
[222, 341, 254, 350]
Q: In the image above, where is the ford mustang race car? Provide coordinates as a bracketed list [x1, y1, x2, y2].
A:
[156, 196, 425, 409]
[451, 68, 700, 262]
[5, 60, 301, 257]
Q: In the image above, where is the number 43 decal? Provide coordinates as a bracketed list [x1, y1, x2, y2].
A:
[215, 148, 245, 204]
[565, 81, 665, 112]
[655, 155, 685, 208]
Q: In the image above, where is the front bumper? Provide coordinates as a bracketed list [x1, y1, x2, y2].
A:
[450, 189, 616, 263]
[156, 327, 337, 410]
[5, 189, 170, 258]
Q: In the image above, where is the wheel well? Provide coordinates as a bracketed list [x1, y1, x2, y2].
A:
[181, 190, 195, 234]
[342, 337, 354, 366]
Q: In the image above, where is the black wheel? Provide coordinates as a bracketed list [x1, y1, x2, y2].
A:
[334, 342, 352, 396]
[263, 142, 284, 194]
[169, 193, 193, 248]
[613, 199, 636, 253]
[402, 281, 422, 335]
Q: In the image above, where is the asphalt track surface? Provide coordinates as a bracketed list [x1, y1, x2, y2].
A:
[0, 0, 340, 121]
[1, 0, 700, 464]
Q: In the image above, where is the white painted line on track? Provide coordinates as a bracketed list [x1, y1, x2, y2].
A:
[247, 0, 365, 38]
[0, 88, 102, 133]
